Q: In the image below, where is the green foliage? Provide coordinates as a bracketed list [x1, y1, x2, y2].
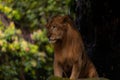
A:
[0, 0, 71, 30]
[0, 4, 21, 20]
[0, 22, 47, 80]
[0, 0, 71, 80]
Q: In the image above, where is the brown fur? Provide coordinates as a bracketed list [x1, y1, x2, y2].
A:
[46, 15, 98, 80]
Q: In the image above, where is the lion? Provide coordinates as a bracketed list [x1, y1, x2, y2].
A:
[45, 15, 98, 80]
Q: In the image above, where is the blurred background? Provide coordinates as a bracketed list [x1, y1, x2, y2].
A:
[0, 0, 71, 80]
[0, 0, 120, 80]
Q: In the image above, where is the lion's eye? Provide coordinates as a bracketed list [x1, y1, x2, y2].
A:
[51, 26, 56, 30]
[52, 26, 55, 29]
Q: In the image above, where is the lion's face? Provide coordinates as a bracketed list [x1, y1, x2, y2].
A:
[46, 16, 67, 43]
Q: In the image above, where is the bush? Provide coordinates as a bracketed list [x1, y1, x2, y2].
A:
[0, 0, 71, 79]
[0, 21, 54, 80]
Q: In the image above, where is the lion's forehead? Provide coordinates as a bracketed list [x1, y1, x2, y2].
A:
[51, 20, 62, 24]
[50, 22, 62, 28]
[52, 18, 63, 23]
[53, 16, 63, 21]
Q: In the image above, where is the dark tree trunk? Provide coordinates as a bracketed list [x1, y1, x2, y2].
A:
[71, 0, 120, 80]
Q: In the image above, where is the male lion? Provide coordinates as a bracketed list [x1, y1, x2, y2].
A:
[46, 15, 98, 80]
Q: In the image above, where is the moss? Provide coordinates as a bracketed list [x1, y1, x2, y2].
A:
[47, 76, 110, 80]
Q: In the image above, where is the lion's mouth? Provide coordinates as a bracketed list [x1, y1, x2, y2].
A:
[49, 39, 57, 43]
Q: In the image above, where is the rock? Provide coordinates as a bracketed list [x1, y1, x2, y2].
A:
[47, 76, 110, 80]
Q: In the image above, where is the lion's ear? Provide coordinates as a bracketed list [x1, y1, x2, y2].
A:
[62, 15, 72, 23]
